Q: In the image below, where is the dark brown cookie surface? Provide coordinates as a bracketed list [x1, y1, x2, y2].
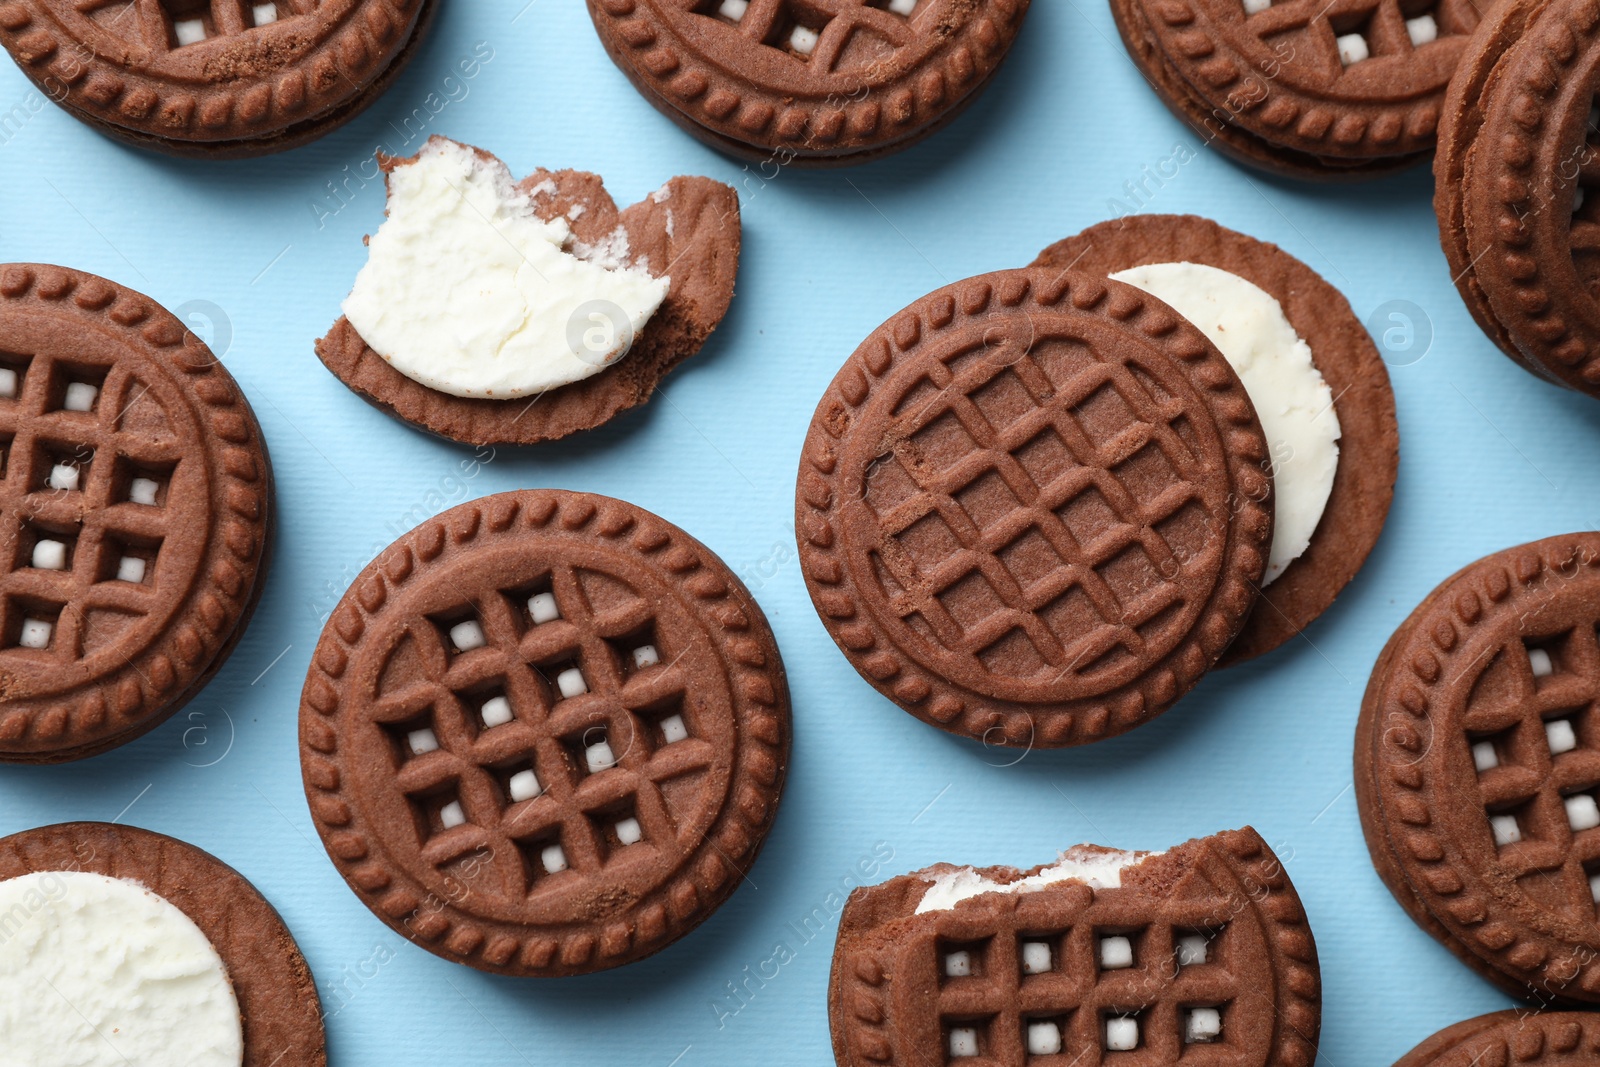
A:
[829, 828, 1320, 1067]
[316, 138, 742, 448]
[1437, 0, 1600, 396]
[300, 489, 790, 976]
[1393, 1010, 1600, 1066]
[586, 0, 1031, 166]
[1112, 0, 1475, 178]
[1034, 215, 1398, 664]
[0, 821, 326, 1067]
[796, 268, 1273, 749]
[0, 0, 434, 158]
[1357, 533, 1600, 1005]
[0, 264, 272, 764]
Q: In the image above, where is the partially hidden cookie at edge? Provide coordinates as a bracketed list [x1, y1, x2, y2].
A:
[0, 264, 273, 764]
[316, 136, 741, 447]
[586, 0, 1031, 166]
[1393, 1009, 1600, 1066]
[1035, 215, 1399, 664]
[300, 489, 791, 976]
[1435, 0, 1600, 396]
[1358, 533, 1600, 1005]
[0, 821, 326, 1067]
[829, 827, 1320, 1067]
[0, 0, 436, 159]
[796, 267, 1273, 749]
[1111, 0, 1478, 179]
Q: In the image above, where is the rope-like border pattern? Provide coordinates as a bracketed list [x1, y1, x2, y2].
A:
[587, 0, 1029, 157]
[0, 0, 422, 146]
[299, 489, 791, 976]
[1395, 1009, 1600, 1066]
[1368, 533, 1600, 1002]
[795, 268, 1271, 748]
[0, 263, 270, 761]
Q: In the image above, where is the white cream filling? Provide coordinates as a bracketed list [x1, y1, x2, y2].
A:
[1110, 262, 1341, 587]
[0, 871, 242, 1066]
[342, 139, 671, 399]
[914, 846, 1159, 914]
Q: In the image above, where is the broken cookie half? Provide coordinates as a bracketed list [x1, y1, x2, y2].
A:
[830, 828, 1320, 1067]
[316, 135, 741, 446]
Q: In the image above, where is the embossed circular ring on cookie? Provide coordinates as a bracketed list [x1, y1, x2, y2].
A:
[796, 268, 1273, 749]
[1357, 533, 1600, 1005]
[1112, 0, 1478, 178]
[0, 821, 326, 1066]
[586, 0, 1032, 166]
[300, 490, 790, 976]
[1035, 215, 1399, 663]
[0, 264, 272, 764]
[1435, 0, 1600, 396]
[1394, 1010, 1600, 1066]
[830, 827, 1320, 1067]
[0, 0, 435, 158]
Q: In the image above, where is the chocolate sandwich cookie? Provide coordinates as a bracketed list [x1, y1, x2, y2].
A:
[0, 821, 325, 1066]
[796, 268, 1273, 748]
[830, 827, 1320, 1067]
[1435, 0, 1600, 396]
[1358, 533, 1600, 1005]
[1395, 1010, 1600, 1066]
[1112, 0, 1477, 178]
[0, 0, 434, 158]
[316, 136, 741, 447]
[300, 489, 790, 976]
[0, 265, 271, 764]
[586, 0, 1031, 166]
[1035, 216, 1398, 664]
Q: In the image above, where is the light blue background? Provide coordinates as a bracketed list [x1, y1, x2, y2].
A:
[2, 1, 1595, 1063]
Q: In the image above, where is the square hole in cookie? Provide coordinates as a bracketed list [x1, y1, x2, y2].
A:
[429, 609, 489, 656]
[1097, 931, 1141, 971]
[489, 757, 544, 805]
[97, 534, 160, 587]
[1176, 927, 1225, 968]
[250, 1, 279, 26]
[937, 938, 992, 981]
[3, 598, 63, 653]
[110, 456, 174, 508]
[561, 721, 621, 778]
[381, 711, 448, 768]
[587, 800, 645, 861]
[516, 830, 572, 887]
[1018, 937, 1056, 975]
[406, 783, 469, 842]
[1183, 1005, 1225, 1044]
[471, 685, 515, 730]
[1525, 638, 1562, 680]
[942, 1017, 995, 1060]
[869, 0, 919, 14]
[1103, 1012, 1142, 1053]
[46, 361, 107, 415]
[1565, 790, 1600, 833]
[1240, 0, 1270, 13]
[18, 522, 78, 574]
[694, 0, 750, 23]
[1486, 799, 1536, 848]
[1546, 715, 1582, 756]
[0, 352, 30, 402]
[1585, 862, 1600, 911]
[32, 443, 93, 495]
[1022, 1015, 1070, 1057]
[521, 582, 561, 628]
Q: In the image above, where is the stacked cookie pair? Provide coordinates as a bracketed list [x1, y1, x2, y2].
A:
[798, 214, 1398, 747]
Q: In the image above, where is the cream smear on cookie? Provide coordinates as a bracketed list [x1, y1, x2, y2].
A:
[914, 846, 1161, 914]
[1110, 262, 1341, 587]
[343, 139, 670, 399]
[0, 870, 242, 1066]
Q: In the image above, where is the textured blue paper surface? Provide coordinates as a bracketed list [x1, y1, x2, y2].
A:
[2, 1, 1596, 1063]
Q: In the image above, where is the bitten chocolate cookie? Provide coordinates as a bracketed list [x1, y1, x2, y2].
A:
[829, 827, 1320, 1067]
[586, 0, 1031, 166]
[1394, 1010, 1600, 1066]
[1435, 0, 1600, 396]
[300, 489, 790, 976]
[1035, 216, 1398, 664]
[1112, 0, 1477, 178]
[0, 0, 434, 158]
[796, 268, 1273, 748]
[0, 265, 272, 764]
[1358, 533, 1600, 1005]
[316, 136, 741, 447]
[0, 821, 325, 1067]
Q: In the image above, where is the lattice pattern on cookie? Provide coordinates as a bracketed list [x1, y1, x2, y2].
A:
[927, 907, 1239, 1065]
[1565, 96, 1600, 284]
[0, 348, 179, 663]
[1463, 624, 1600, 915]
[1237, 0, 1472, 73]
[862, 342, 1209, 685]
[691, 0, 920, 71]
[70, 0, 305, 51]
[369, 564, 718, 901]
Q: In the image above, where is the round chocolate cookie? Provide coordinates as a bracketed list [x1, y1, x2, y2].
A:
[0, 821, 326, 1066]
[830, 828, 1320, 1067]
[1112, 0, 1478, 178]
[0, 0, 435, 158]
[796, 268, 1273, 748]
[316, 138, 741, 448]
[1358, 533, 1600, 1005]
[0, 265, 272, 764]
[1394, 1010, 1600, 1066]
[1435, 0, 1600, 396]
[300, 490, 790, 976]
[586, 0, 1031, 166]
[1034, 216, 1399, 664]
